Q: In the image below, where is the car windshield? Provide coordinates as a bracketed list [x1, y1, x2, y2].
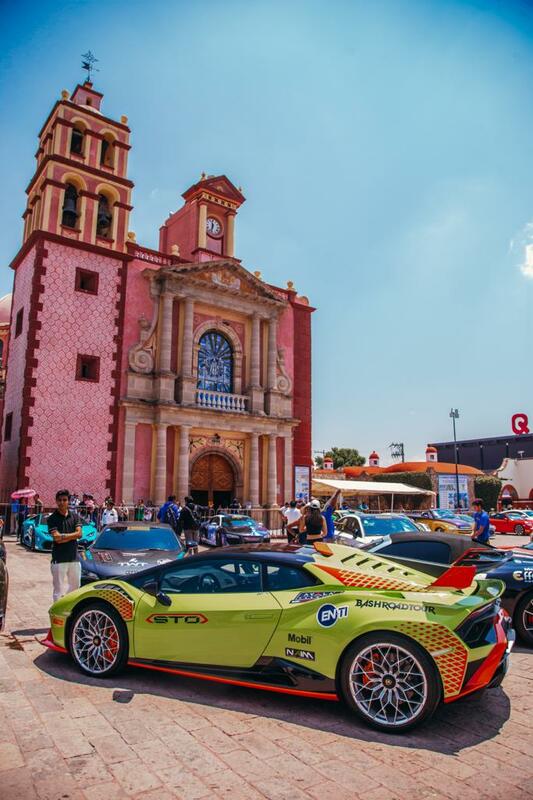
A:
[224, 517, 255, 528]
[359, 516, 419, 535]
[93, 527, 181, 551]
[433, 510, 456, 519]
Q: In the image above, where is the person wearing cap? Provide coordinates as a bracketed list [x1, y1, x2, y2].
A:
[471, 498, 490, 544]
[298, 500, 327, 545]
[101, 499, 119, 529]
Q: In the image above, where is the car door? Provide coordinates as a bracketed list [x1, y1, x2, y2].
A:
[492, 513, 506, 533]
[133, 556, 282, 667]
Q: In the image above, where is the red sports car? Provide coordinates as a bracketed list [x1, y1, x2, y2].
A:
[489, 511, 533, 536]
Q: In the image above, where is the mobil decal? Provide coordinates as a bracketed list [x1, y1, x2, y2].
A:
[146, 614, 208, 624]
[316, 604, 348, 628]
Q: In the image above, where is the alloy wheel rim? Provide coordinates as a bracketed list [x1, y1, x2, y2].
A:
[523, 600, 533, 633]
[72, 610, 120, 674]
[349, 643, 428, 727]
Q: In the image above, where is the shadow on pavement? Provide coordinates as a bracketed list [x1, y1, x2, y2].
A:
[33, 647, 512, 755]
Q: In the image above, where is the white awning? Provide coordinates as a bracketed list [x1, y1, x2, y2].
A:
[312, 478, 435, 497]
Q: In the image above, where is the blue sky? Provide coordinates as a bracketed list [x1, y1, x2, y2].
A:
[1, 0, 533, 463]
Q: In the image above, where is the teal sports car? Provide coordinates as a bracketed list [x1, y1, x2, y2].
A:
[21, 513, 98, 552]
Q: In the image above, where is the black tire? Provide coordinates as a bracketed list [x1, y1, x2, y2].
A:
[514, 524, 525, 536]
[30, 527, 36, 551]
[514, 592, 533, 647]
[68, 601, 129, 678]
[338, 631, 441, 733]
[215, 529, 227, 547]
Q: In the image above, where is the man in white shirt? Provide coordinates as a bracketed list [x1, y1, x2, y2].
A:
[101, 499, 119, 529]
[284, 501, 301, 543]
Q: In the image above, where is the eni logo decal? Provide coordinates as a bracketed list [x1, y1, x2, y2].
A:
[511, 413, 530, 435]
[316, 604, 348, 628]
[146, 614, 208, 624]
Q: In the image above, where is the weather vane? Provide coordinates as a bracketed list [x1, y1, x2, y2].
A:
[81, 51, 99, 82]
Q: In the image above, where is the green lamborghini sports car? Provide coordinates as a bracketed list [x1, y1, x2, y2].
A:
[43, 542, 514, 733]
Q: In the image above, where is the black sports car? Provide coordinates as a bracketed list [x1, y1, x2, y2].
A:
[199, 514, 270, 547]
[79, 522, 184, 584]
[361, 531, 533, 646]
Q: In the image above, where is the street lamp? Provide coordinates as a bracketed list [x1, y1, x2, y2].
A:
[449, 408, 460, 509]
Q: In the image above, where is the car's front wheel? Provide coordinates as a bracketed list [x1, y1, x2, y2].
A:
[514, 592, 533, 647]
[68, 601, 128, 678]
[338, 632, 441, 733]
[514, 524, 525, 536]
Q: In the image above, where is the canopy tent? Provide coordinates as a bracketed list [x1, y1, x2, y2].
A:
[312, 478, 435, 510]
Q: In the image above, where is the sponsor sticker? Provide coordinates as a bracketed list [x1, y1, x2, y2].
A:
[513, 569, 533, 582]
[290, 591, 342, 605]
[288, 633, 312, 644]
[146, 614, 208, 624]
[316, 603, 348, 628]
[285, 647, 316, 661]
[354, 598, 436, 613]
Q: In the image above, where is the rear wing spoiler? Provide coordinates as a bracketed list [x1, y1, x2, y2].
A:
[430, 565, 476, 590]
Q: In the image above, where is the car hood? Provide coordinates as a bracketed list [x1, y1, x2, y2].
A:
[80, 548, 182, 575]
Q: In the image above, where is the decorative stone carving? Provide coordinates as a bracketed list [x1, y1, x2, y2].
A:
[212, 271, 241, 291]
[189, 434, 244, 464]
[128, 300, 158, 374]
[276, 347, 292, 395]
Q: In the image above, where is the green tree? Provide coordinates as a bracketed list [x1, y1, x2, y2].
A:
[474, 476, 502, 512]
[316, 447, 365, 469]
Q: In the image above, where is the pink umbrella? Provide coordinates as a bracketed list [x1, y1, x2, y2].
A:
[11, 489, 36, 499]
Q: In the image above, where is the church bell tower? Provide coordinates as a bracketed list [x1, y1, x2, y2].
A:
[0, 82, 133, 501]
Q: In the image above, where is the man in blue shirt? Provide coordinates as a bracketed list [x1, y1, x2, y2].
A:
[322, 489, 341, 541]
[472, 499, 491, 544]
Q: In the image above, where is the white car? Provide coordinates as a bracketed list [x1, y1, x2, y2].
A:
[334, 513, 424, 547]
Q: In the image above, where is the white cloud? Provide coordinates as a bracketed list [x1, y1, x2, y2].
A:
[513, 221, 533, 278]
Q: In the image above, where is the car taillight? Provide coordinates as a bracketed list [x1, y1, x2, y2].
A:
[455, 601, 500, 648]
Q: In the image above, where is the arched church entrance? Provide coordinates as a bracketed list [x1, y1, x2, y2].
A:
[190, 452, 236, 509]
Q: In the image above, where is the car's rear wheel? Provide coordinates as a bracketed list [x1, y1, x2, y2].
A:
[514, 524, 525, 536]
[68, 601, 128, 678]
[514, 592, 533, 647]
[28, 526, 36, 551]
[338, 632, 441, 733]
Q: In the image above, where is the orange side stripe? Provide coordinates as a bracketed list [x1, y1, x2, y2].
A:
[128, 660, 338, 701]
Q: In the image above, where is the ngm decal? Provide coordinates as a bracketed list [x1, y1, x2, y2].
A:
[146, 614, 208, 624]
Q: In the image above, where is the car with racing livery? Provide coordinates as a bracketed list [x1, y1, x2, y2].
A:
[21, 513, 98, 552]
[79, 522, 184, 584]
[489, 511, 533, 536]
[199, 514, 270, 547]
[44, 540, 513, 734]
[361, 531, 533, 647]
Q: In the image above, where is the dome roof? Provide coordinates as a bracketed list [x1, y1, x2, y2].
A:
[0, 294, 12, 326]
[426, 445, 437, 453]
[369, 451, 379, 459]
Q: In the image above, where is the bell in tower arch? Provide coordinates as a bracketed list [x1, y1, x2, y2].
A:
[61, 183, 79, 229]
[96, 194, 112, 238]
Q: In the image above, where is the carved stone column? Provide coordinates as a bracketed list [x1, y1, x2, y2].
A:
[266, 314, 281, 416]
[225, 212, 235, 257]
[121, 420, 136, 505]
[177, 424, 191, 502]
[156, 293, 175, 403]
[249, 432, 259, 506]
[178, 297, 196, 404]
[267, 434, 278, 506]
[284, 434, 293, 501]
[153, 423, 168, 506]
[198, 203, 207, 250]
[248, 313, 264, 413]
[158, 293, 174, 373]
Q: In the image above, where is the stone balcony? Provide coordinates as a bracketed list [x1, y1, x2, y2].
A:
[195, 389, 248, 413]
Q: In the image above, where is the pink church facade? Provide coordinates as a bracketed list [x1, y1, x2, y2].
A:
[0, 82, 314, 507]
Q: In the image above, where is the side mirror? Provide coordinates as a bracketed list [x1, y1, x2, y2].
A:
[156, 592, 172, 607]
[143, 578, 172, 607]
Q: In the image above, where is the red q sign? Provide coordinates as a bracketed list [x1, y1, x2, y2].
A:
[512, 413, 530, 435]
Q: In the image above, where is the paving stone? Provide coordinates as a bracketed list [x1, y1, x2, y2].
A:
[109, 759, 162, 795]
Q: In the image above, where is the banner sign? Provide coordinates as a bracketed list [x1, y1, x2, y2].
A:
[294, 466, 310, 502]
[438, 474, 469, 511]
[511, 413, 530, 435]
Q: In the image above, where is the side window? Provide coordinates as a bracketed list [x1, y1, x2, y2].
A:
[379, 540, 452, 564]
[159, 559, 262, 594]
[264, 564, 318, 592]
